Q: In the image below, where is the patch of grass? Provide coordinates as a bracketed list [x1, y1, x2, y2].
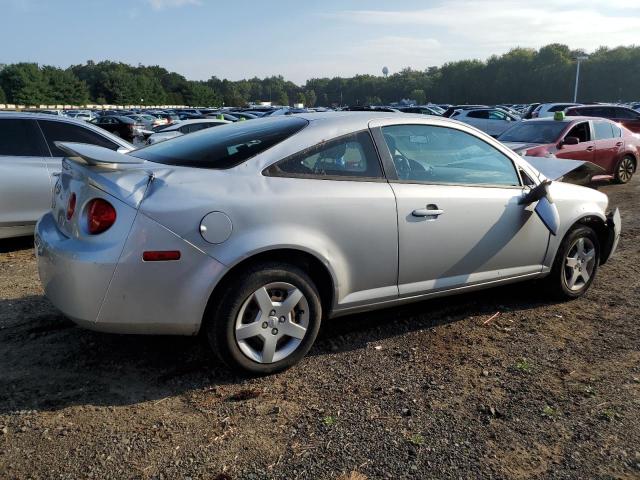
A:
[323, 415, 337, 427]
[542, 405, 559, 418]
[408, 433, 425, 446]
[600, 409, 616, 421]
[514, 359, 532, 373]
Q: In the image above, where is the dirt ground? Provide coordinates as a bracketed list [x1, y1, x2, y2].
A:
[1, 178, 639, 480]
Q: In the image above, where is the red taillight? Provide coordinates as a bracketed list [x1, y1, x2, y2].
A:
[142, 251, 181, 261]
[87, 198, 116, 234]
[66, 193, 76, 220]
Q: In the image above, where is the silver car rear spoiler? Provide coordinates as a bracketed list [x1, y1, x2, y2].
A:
[54, 142, 144, 166]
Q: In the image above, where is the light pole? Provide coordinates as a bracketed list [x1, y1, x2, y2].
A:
[573, 55, 588, 103]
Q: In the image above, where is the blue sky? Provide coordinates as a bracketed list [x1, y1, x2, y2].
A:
[1, 0, 639, 84]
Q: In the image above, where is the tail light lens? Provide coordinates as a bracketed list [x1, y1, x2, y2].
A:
[87, 199, 116, 234]
[66, 193, 76, 220]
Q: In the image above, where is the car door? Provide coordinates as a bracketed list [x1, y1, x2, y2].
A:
[371, 121, 550, 296]
[37, 119, 123, 183]
[462, 110, 489, 132]
[264, 129, 399, 308]
[555, 121, 595, 163]
[486, 109, 513, 136]
[0, 118, 53, 230]
[591, 120, 621, 174]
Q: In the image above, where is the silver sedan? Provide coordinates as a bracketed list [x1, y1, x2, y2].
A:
[34, 112, 621, 374]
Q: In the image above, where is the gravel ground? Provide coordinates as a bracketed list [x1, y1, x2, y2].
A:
[1, 178, 639, 480]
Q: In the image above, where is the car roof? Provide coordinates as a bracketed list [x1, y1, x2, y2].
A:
[521, 116, 615, 124]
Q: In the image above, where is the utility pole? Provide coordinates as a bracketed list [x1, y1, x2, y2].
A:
[573, 55, 588, 103]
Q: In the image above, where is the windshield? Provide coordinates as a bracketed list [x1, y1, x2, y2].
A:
[130, 116, 308, 169]
[498, 121, 567, 143]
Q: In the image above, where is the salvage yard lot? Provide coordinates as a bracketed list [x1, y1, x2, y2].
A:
[1, 180, 639, 479]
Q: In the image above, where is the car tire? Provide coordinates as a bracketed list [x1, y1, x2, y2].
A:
[545, 225, 600, 300]
[205, 262, 322, 375]
[614, 155, 635, 184]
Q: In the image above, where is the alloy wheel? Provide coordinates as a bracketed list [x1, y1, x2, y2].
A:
[563, 237, 596, 292]
[234, 282, 310, 364]
[618, 157, 634, 183]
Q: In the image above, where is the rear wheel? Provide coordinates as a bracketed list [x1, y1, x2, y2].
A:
[206, 262, 322, 375]
[545, 225, 600, 299]
[614, 156, 635, 184]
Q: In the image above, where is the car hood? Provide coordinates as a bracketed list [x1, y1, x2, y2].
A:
[503, 142, 543, 152]
[522, 156, 606, 184]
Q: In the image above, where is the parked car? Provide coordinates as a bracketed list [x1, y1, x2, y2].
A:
[522, 103, 541, 119]
[498, 117, 638, 183]
[204, 112, 240, 122]
[145, 119, 230, 144]
[398, 106, 442, 116]
[442, 105, 488, 118]
[531, 103, 581, 118]
[0, 112, 133, 239]
[35, 113, 620, 374]
[227, 111, 260, 120]
[65, 110, 97, 122]
[451, 107, 520, 136]
[91, 115, 144, 142]
[564, 104, 640, 133]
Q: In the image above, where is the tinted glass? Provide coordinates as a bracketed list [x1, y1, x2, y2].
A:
[498, 121, 566, 143]
[382, 124, 519, 186]
[611, 123, 622, 137]
[613, 108, 638, 120]
[38, 120, 120, 156]
[566, 122, 590, 142]
[467, 110, 489, 119]
[267, 130, 383, 180]
[0, 119, 49, 156]
[488, 110, 509, 120]
[130, 116, 308, 169]
[593, 121, 614, 140]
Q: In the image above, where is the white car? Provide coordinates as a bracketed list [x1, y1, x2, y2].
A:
[532, 103, 581, 118]
[146, 119, 230, 144]
[451, 108, 519, 137]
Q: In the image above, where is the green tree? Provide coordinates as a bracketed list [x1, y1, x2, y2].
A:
[0, 63, 48, 104]
[410, 89, 426, 104]
[0, 85, 6, 103]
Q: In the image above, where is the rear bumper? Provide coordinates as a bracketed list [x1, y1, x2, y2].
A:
[36, 211, 228, 336]
[35, 212, 119, 323]
[601, 208, 621, 265]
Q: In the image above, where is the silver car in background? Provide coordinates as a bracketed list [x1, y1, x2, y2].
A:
[0, 112, 133, 239]
[35, 112, 620, 374]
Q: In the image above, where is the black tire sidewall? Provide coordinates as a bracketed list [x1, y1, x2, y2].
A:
[549, 225, 600, 299]
[206, 263, 322, 375]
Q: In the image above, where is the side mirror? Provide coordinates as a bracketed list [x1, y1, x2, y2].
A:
[519, 180, 560, 235]
[561, 136, 580, 147]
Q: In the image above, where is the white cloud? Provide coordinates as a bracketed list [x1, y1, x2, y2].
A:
[146, 0, 201, 10]
[333, 0, 640, 54]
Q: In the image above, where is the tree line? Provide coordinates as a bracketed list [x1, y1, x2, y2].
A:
[1, 43, 638, 107]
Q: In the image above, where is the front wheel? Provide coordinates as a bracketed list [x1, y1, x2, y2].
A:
[545, 225, 600, 299]
[205, 263, 322, 375]
[614, 156, 635, 184]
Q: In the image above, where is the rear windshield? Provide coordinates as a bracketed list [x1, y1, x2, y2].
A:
[130, 116, 308, 169]
[498, 121, 567, 143]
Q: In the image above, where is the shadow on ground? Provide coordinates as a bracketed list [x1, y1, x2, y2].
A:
[0, 280, 560, 414]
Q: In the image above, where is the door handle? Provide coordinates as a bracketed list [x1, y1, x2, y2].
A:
[586, 146, 594, 151]
[412, 207, 444, 217]
[51, 172, 61, 177]
[616, 142, 623, 147]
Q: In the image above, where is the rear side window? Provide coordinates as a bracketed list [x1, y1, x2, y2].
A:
[131, 116, 308, 169]
[0, 118, 49, 156]
[265, 130, 383, 180]
[611, 123, 622, 137]
[38, 120, 120, 156]
[467, 110, 489, 119]
[613, 108, 639, 120]
[593, 121, 614, 140]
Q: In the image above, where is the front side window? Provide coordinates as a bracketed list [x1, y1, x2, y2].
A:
[266, 130, 383, 180]
[593, 121, 614, 140]
[565, 122, 591, 142]
[131, 116, 308, 169]
[38, 120, 120, 156]
[0, 119, 49, 156]
[382, 124, 520, 186]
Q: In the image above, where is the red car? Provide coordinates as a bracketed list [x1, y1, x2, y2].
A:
[565, 104, 640, 134]
[498, 117, 639, 183]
